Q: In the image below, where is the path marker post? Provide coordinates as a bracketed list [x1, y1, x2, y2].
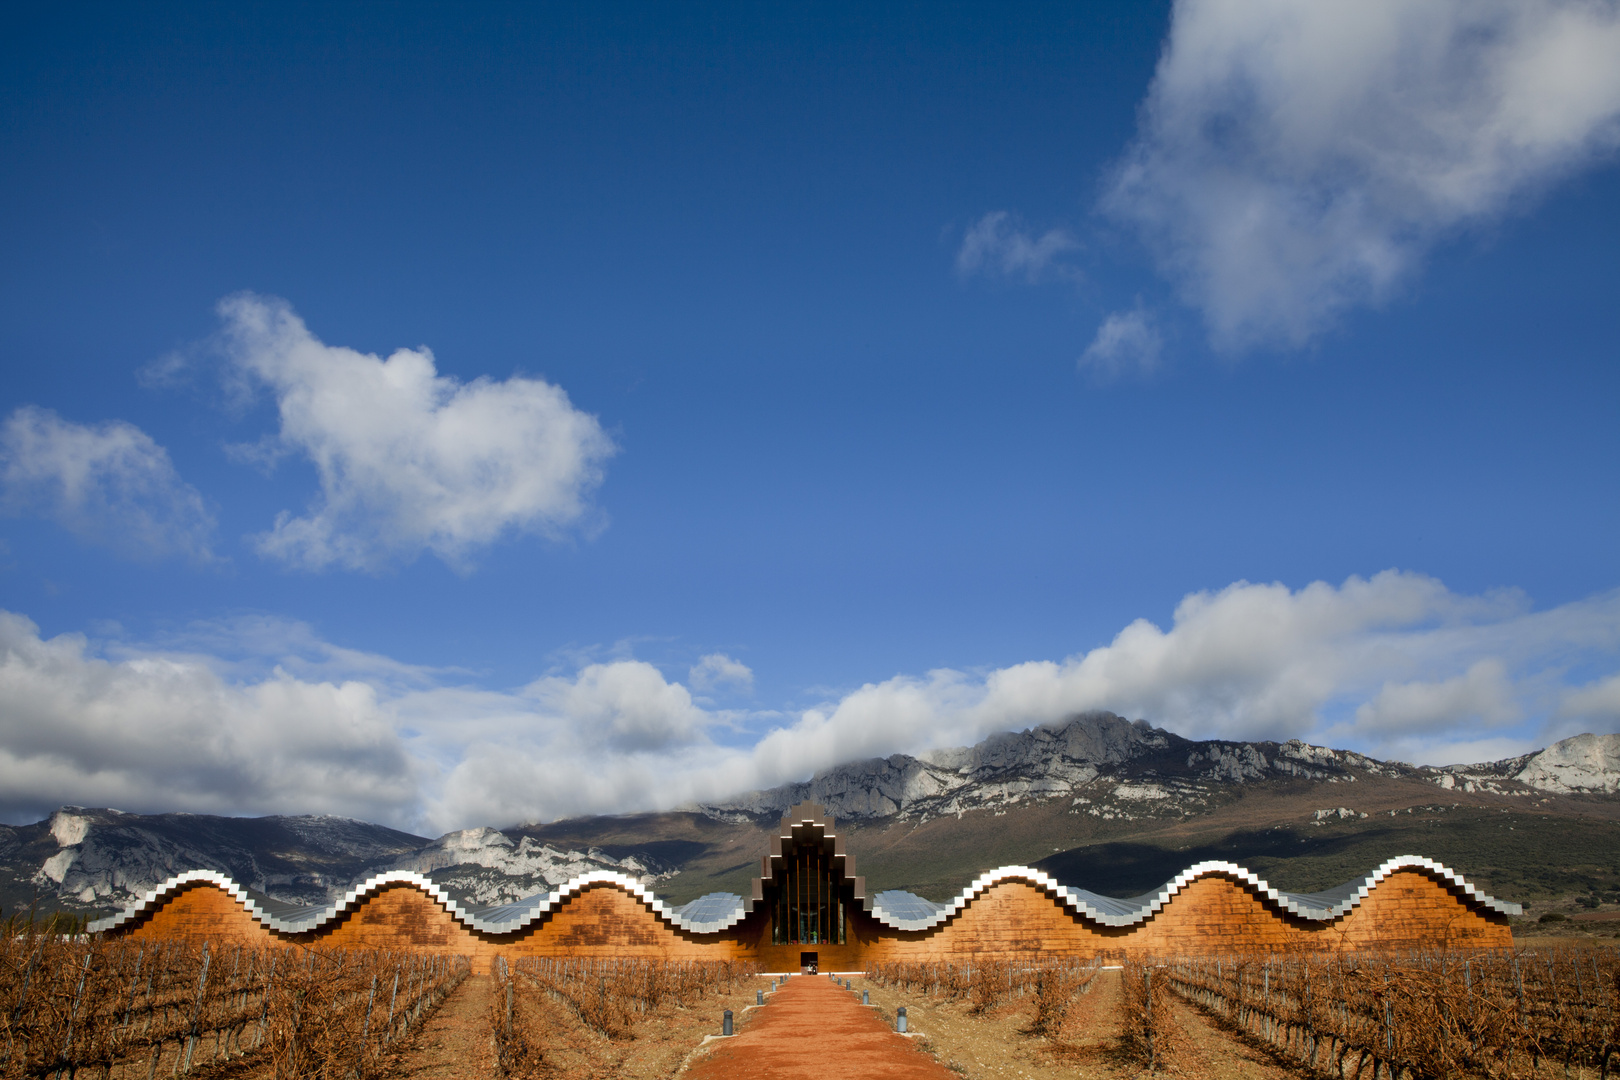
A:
[896, 1007, 907, 1033]
[723, 1010, 733, 1037]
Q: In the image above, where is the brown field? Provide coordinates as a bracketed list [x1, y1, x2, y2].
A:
[17, 931, 1620, 1078]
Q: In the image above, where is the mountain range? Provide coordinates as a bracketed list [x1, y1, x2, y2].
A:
[7, 713, 1620, 921]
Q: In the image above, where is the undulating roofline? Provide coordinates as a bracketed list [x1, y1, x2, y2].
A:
[88, 855, 1519, 937]
[869, 855, 1522, 931]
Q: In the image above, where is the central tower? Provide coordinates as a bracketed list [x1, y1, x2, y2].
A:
[753, 802, 865, 947]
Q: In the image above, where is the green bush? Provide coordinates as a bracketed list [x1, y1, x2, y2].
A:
[1539, 912, 1567, 923]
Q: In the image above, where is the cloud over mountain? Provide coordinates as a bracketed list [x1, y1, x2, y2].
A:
[2, 572, 1615, 833]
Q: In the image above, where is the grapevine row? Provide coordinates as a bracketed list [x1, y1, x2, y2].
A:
[864, 958, 1098, 1017]
[508, 956, 759, 1038]
[1165, 949, 1620, 1080]
[1, 931, 467, 1080]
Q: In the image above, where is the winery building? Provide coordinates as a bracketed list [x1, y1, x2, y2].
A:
[92, 802, 1519, 966]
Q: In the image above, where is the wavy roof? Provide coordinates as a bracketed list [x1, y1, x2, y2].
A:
[870, 855, 1521, 931]
[89, 855, 1517, 937]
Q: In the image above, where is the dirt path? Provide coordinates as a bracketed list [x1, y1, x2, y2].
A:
[387, 973, 495, 1080]
[684, 975, 954, 1080]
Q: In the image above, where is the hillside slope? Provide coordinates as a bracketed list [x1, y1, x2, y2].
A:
[7, 713, 1620, 920]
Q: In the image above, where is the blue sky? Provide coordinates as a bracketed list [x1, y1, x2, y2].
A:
[2, 1, 1618, 833]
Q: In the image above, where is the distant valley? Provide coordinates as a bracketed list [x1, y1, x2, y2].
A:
[7, 713, 1620, 922]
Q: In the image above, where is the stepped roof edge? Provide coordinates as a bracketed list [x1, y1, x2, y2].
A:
[88, 855, 1518, 937]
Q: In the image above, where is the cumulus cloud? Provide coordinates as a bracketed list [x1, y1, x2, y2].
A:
[1079, 308, 1164, 378]
[956, 211, 1078, 283]
[1353, 659, 1522, 735]
[0, 610, 415, 826]
[1104, 0, 1620, 349]
[688, 653, 754, 695]
[0, 407, 216, 562]
[5, 573, 1618, 831]
[215, 294, 615, 571]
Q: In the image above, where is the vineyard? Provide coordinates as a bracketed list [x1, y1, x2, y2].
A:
[15, 935, 1620, 1080]
[1164, 949, 1620, 1079]
[864, 950, 1620, 1079]
[864, 957, 1099, 1020]
[0, 931, 466, 1080]
[490, 958, 761, 1079]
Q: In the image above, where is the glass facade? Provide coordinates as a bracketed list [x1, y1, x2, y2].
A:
[770, 837, 846, 945]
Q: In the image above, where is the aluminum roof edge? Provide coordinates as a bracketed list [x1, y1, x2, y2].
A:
[866, 856, 1521, 932]
[89, 869, 752, 937]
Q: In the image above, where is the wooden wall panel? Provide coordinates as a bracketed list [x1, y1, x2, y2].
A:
[113, 869, 1513, 966]
[124, 885, 286, 947]
[1332, 870, 1511, 952]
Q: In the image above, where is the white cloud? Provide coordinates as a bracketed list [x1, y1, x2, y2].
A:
[688, 653, 754, 694]
[5, 573, 1618, 832]
[1353, 659, 1522, 735]
[0, 610, 415, 826]
[956, 211, 1078, 283]
[526, 661, 709, 752]
[0, 407, 217, 562]
[1104, 0, 1620, 350]
[1079, 308, 1163, 378]
[215, 294, 616, 571]
[1559, 672, 1620, 724]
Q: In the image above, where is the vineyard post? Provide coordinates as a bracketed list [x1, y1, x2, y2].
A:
[121, 946, 147, 1034]
[255, 953, 278, 1050]
[182, 944, 211, 1074]
[140, 958, 157, 1036]
[59, 948, 94, 1073]
[386, 971, 399, 1036]
[11, 938, 43, 1032]
[1383, 978, 1393, 1061]
[1513, 954, 1529, 1072]
[1599, 951, 1617, 1080]
[1263, 962, 1271, 1043]
[1144, 969, 1156, 1071]
[361, 971, 379, 1055]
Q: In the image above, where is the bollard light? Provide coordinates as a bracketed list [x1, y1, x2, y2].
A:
[723, 1009, 734, 1037]
[863, 989, 870, 1005]
[897, 1006, 907, 1033]
[757, 989, 764, 1005]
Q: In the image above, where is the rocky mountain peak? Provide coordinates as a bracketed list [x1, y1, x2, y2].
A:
[1513, 733, 1620, 794]
[8, 719, 1620, 917]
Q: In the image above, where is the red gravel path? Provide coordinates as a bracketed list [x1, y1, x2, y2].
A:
[683, 976, 954, 1080]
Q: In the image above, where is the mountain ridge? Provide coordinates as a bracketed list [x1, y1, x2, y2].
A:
[6, 713, 1619, 918]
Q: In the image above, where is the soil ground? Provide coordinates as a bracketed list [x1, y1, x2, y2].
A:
[389, 973, 497, 1080]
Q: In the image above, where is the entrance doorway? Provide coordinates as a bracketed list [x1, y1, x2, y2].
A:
[800, 951, 818, 974]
